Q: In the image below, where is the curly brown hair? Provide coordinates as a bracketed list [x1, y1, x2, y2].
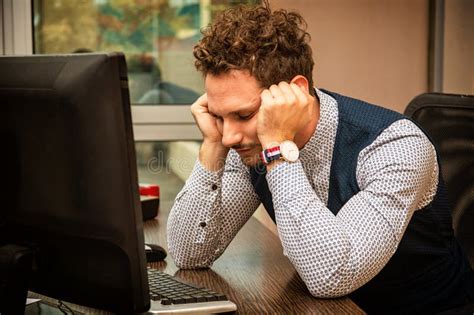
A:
[193, 1, 315, 95]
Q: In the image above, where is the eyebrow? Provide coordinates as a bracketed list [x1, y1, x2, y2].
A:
[212, 94, 261, 117]
[230, 100, 260, 115]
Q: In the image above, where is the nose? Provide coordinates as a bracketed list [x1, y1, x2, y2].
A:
[221, 120, 243, 148]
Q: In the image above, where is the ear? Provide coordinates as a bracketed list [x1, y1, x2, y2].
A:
[290, 75, 310, 94]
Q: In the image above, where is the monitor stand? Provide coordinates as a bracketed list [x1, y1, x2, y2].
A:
[0, 244, 34, 314]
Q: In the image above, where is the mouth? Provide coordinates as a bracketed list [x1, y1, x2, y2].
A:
[235, 147, 253, 154]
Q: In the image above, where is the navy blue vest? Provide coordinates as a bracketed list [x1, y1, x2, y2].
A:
[250, 90, 473, 313]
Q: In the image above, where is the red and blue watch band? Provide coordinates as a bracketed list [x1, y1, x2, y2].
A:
[260, 146, 281, 165]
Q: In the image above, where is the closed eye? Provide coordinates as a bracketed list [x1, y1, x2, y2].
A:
[238, 111, 257, 120]
[210, 113, 223, 120]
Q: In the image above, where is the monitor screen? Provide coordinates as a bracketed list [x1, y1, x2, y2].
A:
[0, 53, 150, 313]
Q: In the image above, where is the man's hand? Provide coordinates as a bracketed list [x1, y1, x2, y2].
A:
[257, 82, 315, 148]
[190, 93, 229, 171]
[191, 93, 223, 144]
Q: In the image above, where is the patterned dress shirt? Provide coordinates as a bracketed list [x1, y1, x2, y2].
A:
[167, 89, 439, 298]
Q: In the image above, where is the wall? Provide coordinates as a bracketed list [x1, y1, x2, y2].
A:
[270, 0, 430, 112]
[443, 0, 474, 94]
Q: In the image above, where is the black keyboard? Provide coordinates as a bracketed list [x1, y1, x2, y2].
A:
[147, 268, 228, 305]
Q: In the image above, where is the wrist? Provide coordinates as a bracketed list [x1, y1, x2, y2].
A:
[265, 159, 284, 172]
[259, 135, 294, 149]
[259, 140, 299, 166]
[199, 140, 229, 172]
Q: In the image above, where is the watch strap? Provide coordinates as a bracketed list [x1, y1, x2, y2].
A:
[260, 146, 281, 165]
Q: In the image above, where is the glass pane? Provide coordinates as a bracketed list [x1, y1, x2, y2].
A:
[32, 0, 259, 105]
[136, 141, 200, 203]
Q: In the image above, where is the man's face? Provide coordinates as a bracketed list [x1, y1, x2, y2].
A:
[205, 70, 263, 166]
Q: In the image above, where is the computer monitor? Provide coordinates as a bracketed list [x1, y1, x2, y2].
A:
[0, 53, 150, 313]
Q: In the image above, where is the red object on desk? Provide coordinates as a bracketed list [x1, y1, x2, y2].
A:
[139, 184, 160, 221]
[139, 184, 160, 198]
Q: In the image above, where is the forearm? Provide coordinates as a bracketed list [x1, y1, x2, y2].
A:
[267, 162, 356, 297]
[167, 141, 228, 267]
[266, 162, 411, 298]
[167, 151, 261, 269]
[167, 160, 224, 268]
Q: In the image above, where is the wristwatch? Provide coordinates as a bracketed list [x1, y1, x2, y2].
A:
[260, 140, 299, 165]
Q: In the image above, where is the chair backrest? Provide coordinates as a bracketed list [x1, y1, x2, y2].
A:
[404, 93, 474, 267]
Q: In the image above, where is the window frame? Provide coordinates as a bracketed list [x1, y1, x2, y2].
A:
[1, 0, 201, 141]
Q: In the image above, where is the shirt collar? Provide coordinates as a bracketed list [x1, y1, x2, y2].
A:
[299, 88, 339, 166]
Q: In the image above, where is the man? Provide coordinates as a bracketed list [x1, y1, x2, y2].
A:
[167, 2, 473, 313]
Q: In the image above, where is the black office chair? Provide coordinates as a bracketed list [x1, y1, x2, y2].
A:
[404, 93, 474, 267]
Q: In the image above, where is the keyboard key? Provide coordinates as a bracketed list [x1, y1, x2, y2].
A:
[171, 297, 185, 304]
[204, 295, 218, 302]
[182, 296, 196, 303]
[192, 295, 207, 302]
[161, 298, 172, 305]
[216, 294, 227, 301]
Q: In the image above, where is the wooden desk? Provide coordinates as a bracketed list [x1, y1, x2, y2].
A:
[145, 199, 365, 314]
[28, 199, 364, 314]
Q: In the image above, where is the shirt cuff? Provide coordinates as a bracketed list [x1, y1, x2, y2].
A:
[184, 159, 224, 196]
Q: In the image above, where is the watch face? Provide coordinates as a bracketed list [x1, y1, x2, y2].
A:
[280, 141, 299, 162]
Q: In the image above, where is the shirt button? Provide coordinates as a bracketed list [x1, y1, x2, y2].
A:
[199, 221, 207, 228]
[211, 184, 218, 190]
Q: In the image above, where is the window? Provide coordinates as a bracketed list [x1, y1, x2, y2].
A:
[32, 0, 259, 105]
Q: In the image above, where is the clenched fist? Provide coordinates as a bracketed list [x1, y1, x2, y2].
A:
[190, 93, 223, 144]
[190, 93, 229, 171]
[257, 80, 315, 148]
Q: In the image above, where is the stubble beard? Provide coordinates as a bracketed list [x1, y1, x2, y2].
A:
[238, 147, 262, 167]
